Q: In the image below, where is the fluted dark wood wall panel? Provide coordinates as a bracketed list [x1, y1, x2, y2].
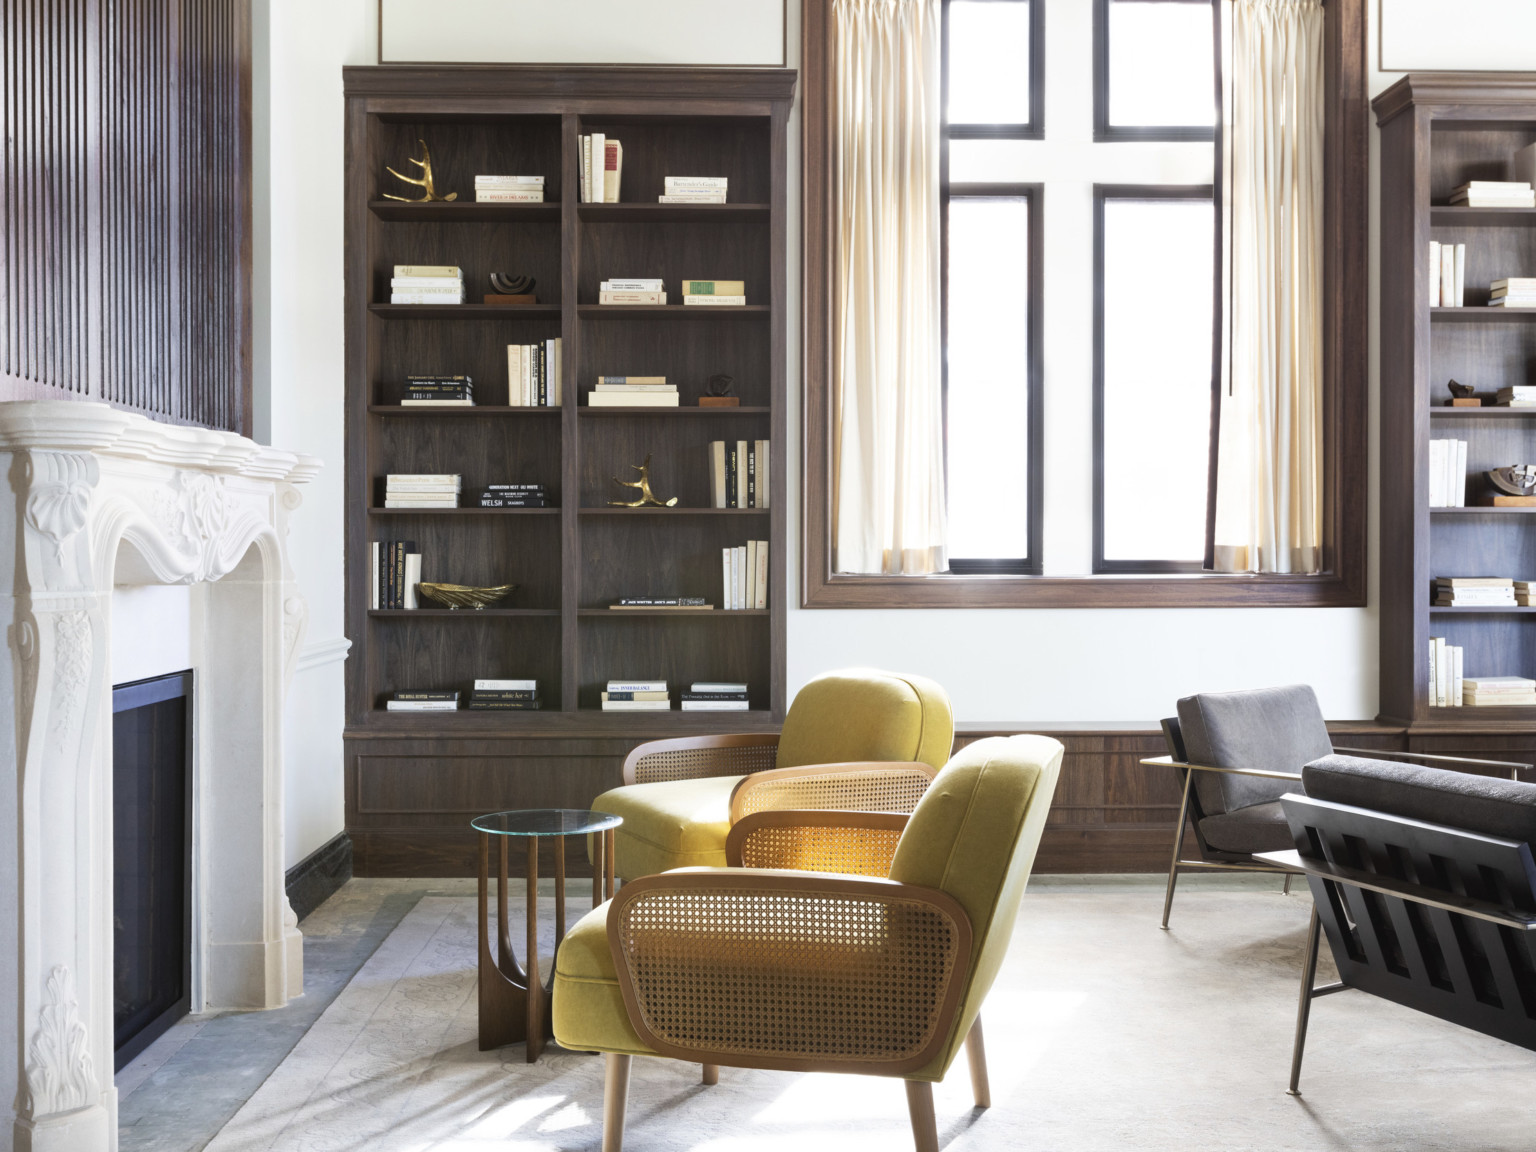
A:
[1, 0, 251, 433]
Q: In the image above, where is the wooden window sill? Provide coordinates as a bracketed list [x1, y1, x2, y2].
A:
[800, 569, 1367, 610]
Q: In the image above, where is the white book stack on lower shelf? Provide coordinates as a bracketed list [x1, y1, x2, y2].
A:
[601, 680, 670, 711]
[384, 473, 461, 509]
[681, 682, 749, 711]
[721, 541, 769, 610]
[391, 264, 463, 305]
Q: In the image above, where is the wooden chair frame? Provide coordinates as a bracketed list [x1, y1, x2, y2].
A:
[1145, 737, 1531, 930]
[1258, 794, 1536, 1096]
[621, 733, 782, 786]
[726, 809, 911, 873]
[728, 761, 937, 822]
[598, 866, 988, 1152]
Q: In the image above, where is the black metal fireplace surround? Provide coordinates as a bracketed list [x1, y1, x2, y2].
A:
[112, 669, 193, 1069]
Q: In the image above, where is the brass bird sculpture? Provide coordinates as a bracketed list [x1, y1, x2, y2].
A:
[384, 139, 456, 202]
[608, 455, 678, 507]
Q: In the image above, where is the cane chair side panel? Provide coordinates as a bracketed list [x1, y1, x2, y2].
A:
[623, 735, 782, 785]
[606, 871, 972, 1076]
[725, 810, 910, 875]
[1284, 794, 1536, 1052]
[728, 762, 937, 823]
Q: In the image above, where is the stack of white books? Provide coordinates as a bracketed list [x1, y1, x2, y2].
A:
[1497, 385, 1536, 408]
[476, 175, 544, 203]
[1490, 278, 1536, 308]
[1464, 676, 1536, 707]
[598, 279, 666, 305]
[723, 540, 769, 610]
[1518, 580, 1536, 607]
[1427, 439, 1466, 507]
[391, 264, 462, 305]
[1433, 577, 1515, 607]
[660, 177, 726, 204]
[386, 691, 458, 712]
[589, 376, 676, 407]
[384, 473, 460, 509]
[682, 279, 745, 307]
[601, 680, 670, 711]
[681, 682, 749, 712]
[1450, 181, 1535, 208]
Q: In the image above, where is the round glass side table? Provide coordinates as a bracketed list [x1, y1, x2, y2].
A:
[471, 808, 623, 1060]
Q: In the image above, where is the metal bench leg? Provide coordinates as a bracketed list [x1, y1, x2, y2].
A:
[1287, 906, 1322, 1096]
[1162, 769, 1195, 930]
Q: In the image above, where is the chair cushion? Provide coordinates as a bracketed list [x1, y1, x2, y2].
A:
[777, 669, 953, 773]
[1198, 800, 1294, 855]
[1303, 754, 1536, 847]
[589, 775, 741, 879]
[551, 901, 655, 1056]
[1176, 685, 1331, 818]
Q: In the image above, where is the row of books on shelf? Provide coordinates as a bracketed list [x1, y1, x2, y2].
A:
[1427, 242, 1536, 309]
[1428, 440, 1468, 507]
[388, 680, 542, 711]
[589, 377, 676, 407]
[380, 475, 549, 512]
[1428, 638, 1536, 706]
[725, 541, 769, 610]
[658, 176, 728, 204]
[401, 376, 473, 406]
[1449, 176, 1536, 207]
[371, 540, 421, 610]
[580, 134, 622, 202]
[710, 440, 770, 508]
[391, 265, 463, 305]
[601, 680, 749, 711]
[1433, 577, 1536, 607]
[476, 175, 544, 203]
[596, 279, 746, 306]
[507, 340, 564, 406]
[1489, 278, 1536, 309]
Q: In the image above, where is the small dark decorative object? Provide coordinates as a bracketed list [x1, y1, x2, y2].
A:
[698, 372, 741, 407]
[1488, 465, 1536, 497]
[1447, 379, 1481, 407]
[490, 274, 536, 295]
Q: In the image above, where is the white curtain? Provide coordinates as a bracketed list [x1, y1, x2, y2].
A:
[831, 0, 947, 575]
[1212, 0, 1324, 574]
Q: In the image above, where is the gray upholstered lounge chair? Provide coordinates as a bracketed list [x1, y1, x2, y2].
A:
[1144, 684, 1526, 928]
[1264, 755, 1536, 1095]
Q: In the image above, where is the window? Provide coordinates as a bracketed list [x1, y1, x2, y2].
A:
[942, 0, 1045, 573]
[802, 0, 1368, 608]
[1094, 0, 1218, 142]
[1093, 188, 1215, 573]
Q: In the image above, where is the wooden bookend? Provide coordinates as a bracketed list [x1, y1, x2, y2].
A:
[1489, 495, 1536, 507]
[1450, 398, 1483, 407]
[698, 396, 740, 407]
[485, 294, 538, 305]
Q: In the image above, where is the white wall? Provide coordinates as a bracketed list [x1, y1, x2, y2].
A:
[250, 1, 1507, 865]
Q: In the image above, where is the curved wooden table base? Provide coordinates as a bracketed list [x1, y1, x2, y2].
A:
[478, 827, 617, 1058]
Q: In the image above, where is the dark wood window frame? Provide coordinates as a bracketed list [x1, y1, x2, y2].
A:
[944, 0, 1046, 143]
[1093, 0, 1218, 144]
[1092, 184, 1213, 575]
[801, 0, 1366, 609]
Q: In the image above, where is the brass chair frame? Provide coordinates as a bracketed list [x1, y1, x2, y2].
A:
[1143, 745, 1529, 930]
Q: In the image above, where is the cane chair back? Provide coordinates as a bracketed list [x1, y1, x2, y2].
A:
[729, 761, 937, 823]
[726, 810, 910, 875]
[622, 734, 781, 786]
[887, 734, 1064, 1079]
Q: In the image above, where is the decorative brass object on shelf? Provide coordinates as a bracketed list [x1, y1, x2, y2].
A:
[608, 454, 677, 507]
[416, 582, 516, 609]
[383, 139, 456, 203]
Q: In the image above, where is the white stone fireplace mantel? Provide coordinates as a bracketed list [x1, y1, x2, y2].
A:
[0, 401, 322, 1152]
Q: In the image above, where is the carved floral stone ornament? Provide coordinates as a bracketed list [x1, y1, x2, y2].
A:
[24, 452, 98, 563]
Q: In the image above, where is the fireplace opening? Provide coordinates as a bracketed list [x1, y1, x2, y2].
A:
[112, 669, 193, 1070]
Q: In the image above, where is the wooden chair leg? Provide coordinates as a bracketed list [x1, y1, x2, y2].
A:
[904, 1081, 939, 1152]
[964, 1017, 990, 1108]
[603, 1054, 631, 1152]
[702, 1063, 720, 1085]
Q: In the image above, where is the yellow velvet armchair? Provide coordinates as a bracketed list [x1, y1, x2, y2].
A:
[553, 734, 1065, 1152]
[590, 668, 954, 880]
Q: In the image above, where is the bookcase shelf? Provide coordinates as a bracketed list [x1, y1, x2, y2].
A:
[368, 200, 562, 223]
[1377, 74, 1536, 747]
[344, 65, 794, 876]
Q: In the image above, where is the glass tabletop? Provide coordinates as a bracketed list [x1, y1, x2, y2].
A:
[471, 808, 624, 837]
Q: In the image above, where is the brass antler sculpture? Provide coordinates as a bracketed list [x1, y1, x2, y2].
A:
[608, 454, 678, 508]
[383, 139, 457, 203]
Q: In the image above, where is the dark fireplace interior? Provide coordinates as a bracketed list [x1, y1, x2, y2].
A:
[113, 670, 193, 1070]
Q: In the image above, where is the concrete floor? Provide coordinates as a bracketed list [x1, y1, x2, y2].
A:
[118, 874, 1536, 1151]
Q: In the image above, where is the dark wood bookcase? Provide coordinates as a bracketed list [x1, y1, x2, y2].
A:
[1376, 75, 1536, 749]
[342, 67, 795, 875]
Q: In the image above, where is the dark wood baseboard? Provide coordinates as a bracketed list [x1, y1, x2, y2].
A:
[285, 833, 353, 921]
